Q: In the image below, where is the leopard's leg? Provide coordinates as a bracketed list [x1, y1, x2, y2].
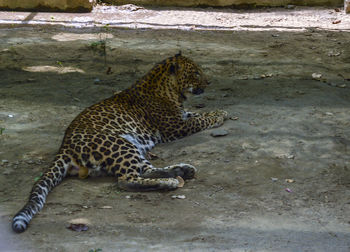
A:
[117, 174, 181, 191]
[115, 159, 182, 191]
[141, 162, 197, 180]
[104, 138, 182, 191]
[162, 109, 228, 141]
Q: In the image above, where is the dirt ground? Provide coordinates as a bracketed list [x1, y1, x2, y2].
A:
[0, 4, 350, 252]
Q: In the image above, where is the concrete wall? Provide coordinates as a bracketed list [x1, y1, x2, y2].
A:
[0, 0, 93, 12]
[103, 0, 343, 7]
[0, 0, 345, 12]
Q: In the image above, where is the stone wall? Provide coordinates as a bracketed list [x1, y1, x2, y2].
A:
[0, 0, 93, 12]
[103, 0, 343, 7]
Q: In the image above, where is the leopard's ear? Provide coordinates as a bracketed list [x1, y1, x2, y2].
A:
[169, 63, 178, 74]
[175, 51, 182, 57]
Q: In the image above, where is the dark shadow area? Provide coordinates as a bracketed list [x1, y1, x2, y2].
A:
[22, 12, 37, 23]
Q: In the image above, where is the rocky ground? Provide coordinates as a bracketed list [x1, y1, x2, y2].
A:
[0, 4, 350, 252]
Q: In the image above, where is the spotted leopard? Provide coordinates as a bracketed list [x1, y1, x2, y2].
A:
[12, 53, 228, 233]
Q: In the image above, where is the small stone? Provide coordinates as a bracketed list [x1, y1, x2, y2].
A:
[171, 195, 186, 199]
[2, 160, 9, 164]
[210, 129, 228, 137]
[94, 78, 100, 84]
[125, 195, 131, 199]
[312, 73, 322, 80]
[99, 205, 112, 209]
[285, 179, 295, 183]
[271, 177, 278, 182]
[285, 188, 293, 193]
[286, 4, 295, 9]
[194, 104, 206, 108]
[328, 51, 341, 57]
[8, 114, 14, 118]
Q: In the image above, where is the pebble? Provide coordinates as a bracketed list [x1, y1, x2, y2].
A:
[312, 73, 322, 80]
[210, 129, 228, 137]
[171, 195, 186, 199]
[99, 206, 112, 209]
[94, 78, 100, 84]
[2, 160, 9, 163]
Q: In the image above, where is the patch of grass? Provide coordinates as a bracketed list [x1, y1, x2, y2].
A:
[56, 61, 63, 67]
[89, 24, 111, 66]
[89, 249, 102, 252]
[34, 172, 43, 182]
[0, 127, 5, 135]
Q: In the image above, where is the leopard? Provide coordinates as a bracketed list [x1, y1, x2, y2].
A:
[12, 52, 228, 233]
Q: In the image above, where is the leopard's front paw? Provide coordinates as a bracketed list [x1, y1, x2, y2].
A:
[215, 110, 228, 120]
[207, 110, 228, 128]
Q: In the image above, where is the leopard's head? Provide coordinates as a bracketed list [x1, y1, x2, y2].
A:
[168, 52, 209, 99]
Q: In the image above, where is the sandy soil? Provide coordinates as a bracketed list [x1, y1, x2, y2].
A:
[0, 5, 350, 252]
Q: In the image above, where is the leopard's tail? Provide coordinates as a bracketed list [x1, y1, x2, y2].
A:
[12, 161, 68, 233]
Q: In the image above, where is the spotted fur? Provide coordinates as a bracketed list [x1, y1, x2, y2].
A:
[12, 53, 228, 233]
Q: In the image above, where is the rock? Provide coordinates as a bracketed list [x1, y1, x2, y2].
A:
[171, 195, 186, 199]
[312, 73, 322, 80]
[210, 129, 228, 137]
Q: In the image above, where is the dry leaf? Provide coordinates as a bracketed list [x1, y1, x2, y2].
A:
[67, 223, 89, 232]
[176, 176, 185, 188]
[67, 218, 90, 232]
